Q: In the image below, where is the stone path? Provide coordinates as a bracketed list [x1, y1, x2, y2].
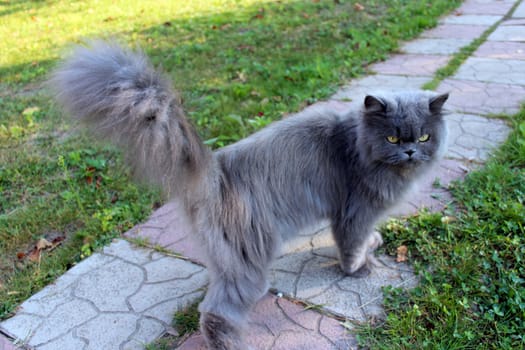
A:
[1, 0, 523, 349]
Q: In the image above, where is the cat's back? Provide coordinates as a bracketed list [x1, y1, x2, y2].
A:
[216, 106, 357, 161]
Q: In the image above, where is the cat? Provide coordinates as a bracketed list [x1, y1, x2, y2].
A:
[50, 41, 448, 350]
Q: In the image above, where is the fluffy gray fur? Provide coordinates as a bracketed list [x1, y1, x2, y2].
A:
[50, 41, 448, 350]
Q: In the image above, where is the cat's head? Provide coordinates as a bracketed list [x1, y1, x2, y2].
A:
[358, 91, 448, 174]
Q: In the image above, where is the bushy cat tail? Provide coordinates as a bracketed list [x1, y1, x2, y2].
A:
[50, 40, 211, 196]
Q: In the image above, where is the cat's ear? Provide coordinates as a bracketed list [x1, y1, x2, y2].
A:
[429, 93, 449, 114]
[364, 95, 386, 113]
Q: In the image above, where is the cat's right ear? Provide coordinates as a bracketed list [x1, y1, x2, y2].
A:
[364, 95, 386, 113]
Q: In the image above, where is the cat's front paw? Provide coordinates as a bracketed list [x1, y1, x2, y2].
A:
[367, 231, 383, 253]
[344, 263, 371, 278]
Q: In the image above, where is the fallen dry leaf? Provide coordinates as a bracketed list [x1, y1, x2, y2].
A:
[20, 233, 66, 263]
[396, 245, 408, 263]
[354, 3, 365, 11]
[36, 238, 53, 250]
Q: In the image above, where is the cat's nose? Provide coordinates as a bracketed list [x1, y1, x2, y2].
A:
[404, 149, 415, 157]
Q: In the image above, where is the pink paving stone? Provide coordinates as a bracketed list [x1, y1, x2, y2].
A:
[421, 24, 488, 40]
[369, 54, 451, 77]
[474, 41, 525, 60]
[177, 294, 356, 350]
[436, 79, 525, 115]
[124, 199, 206, 264]
[453, 1, 514, 15]
[0, 334, 16, 350]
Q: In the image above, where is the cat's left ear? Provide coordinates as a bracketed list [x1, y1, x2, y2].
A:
[429, 93, 449, 114]
[364, 95, 387, 113]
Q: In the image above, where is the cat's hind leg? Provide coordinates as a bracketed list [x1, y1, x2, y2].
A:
[198, 231, 273, 349]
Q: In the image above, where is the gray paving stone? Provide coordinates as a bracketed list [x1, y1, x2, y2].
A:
[369, 54, 450, 76]
[447, 113, 511, 159]
[401, 38, 471, 55]
[441, 14, 503, 26]
[488, 25, 525, 42]
[474, 41, 525, 60]
[122, 318, 166, 350]
[30, 300, 98, 346]
[0, 239, 208, 349]
[513, 1, 525, 18]
[76, 313, 140, 350]
[128, 269, 207, 313]
[38, 331, 86, 350]
[103, 239, 153, 265]
[455, 0, 514, 15]
[143, 256, 202, 283]
[436, 78, 525, 115]
[454, 57, 525, 85]
[332, 75, 429, 110]
[67, 253, 116, 276]
[421, 23, 489, 40]
[142, 291, 204, 324]
[0, 314, 43, 344]
[74, 259, 144, 312]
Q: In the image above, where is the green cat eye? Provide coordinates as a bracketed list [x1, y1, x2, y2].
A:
[418, 134, 430, 142]
[386, 136, 400, 144]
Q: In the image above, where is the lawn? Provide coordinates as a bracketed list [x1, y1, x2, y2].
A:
[2, 1, 523, 348]
[0, 0, 462, 319]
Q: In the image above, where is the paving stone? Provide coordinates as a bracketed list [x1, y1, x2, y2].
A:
[474, 41, 525, 60]
[488, 25, 525, 42]
[470, 0, 515, 3]
[76, 313, 140, 350]
[389, 158, 467, 216]
[0, 314, 43, 345]
[124, 199, 206, 264]
[31, 300, 98, 346]
[74, 259, 144, 312]
[122, 318, 166, 350]
[436, 78, 525, 115]
[502, 18, 525, 25]
[178, 294, 356, 350]
[143, 291, 205, 324]
[401, 38, 471, 55]
[143, 256, 203, 283]
[369, 54, 450, 76]
[447, 113, 511, 161]
[421, 23, 488, 40]
[103, 239, 153, 265]
[454, 0, 514, 15]
[513, 1, 525, 18]
[0, 334, 17, 350]
[37, 331, 86, 350]
[332, 75, 429, 111]
[0, 239, 208, 349]
[441, 14, 503, 26]
[128, 270, 207, 313]
[67, 253, 115, 276]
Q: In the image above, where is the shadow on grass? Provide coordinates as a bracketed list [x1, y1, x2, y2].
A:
[2, 0, 461, 143]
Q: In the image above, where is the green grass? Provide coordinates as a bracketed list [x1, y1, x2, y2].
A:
[0, 0, 462, 320]
[358, 109, 525, 349]
[146, 300, 201, 350]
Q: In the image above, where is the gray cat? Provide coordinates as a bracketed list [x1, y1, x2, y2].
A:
[50, 41, 448, 350]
